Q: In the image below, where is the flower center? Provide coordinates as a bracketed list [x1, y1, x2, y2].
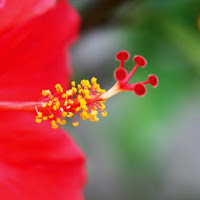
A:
[35, 78, 107, 129]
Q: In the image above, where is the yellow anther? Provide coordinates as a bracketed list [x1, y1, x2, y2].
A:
[52, 124, 58, 129]
[68, 99, 74, 105]
[83, 107, 88, 112]
[80, 111, 88, 118]
[72, 122, 79, 127]
[101, 111, 107, 117]
[81, 105, 88, 111]
[100, 104, 105, 110]
[78, 89, 83, 94]
[81, 111, 88, 116]
[35, 118, 42, 123]
[67, 112, 73, 118]
[56, 118, 61, 124]
[53, 97, 59, 102]
[79, 104, 86, 109]
[80, 79, 85, 85]
[64, 100, 68, 106]
[85, 80, 90, 85]
[83, 89, 90, 95]
[55, 102, 60, 108]
[90, 117, 95, 122]
[81, 79, 91, 88]
[60, 119, 66, 125]
[85, 95, 91, 99]
[80, 103, 86, 109]
[71, 81, 75, 87]
[55, 84, 60, 88]
[43, 116, 48, 120]
[62, 111, 68, 117]
[48, 101, 53, 106]
[72, 87, 77, 93]
[78, 84, 81, 89]
[51, 120, 58, 129]
[79, 98, 86, 104]
[67, 90, 73, 96]
[95, 117, 99, 122]
[93, 84, 100, 89]
[97, 88, 103, 93]
[77, 95, 81, 99]
[53, 105, 58, 111]
[101, 89, 106, 93]
[91, 77, 97, 84]
[42, 102, 48, 108]
[37, 112, 42, 118]
[51, 120, 56, 124]
[42, 89, 51, 97]
[41, 90, 46, 96]
[75, 107, 81, 112]
[49, 114, 54, 119]
[62, 93, 67, 98]
[55, 84, 63, 93]
[91, 110, 98, 116]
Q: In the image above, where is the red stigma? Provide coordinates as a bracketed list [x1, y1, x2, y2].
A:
[133, 55, 147, 67]
[148, 75, 158, 88]
[114, 68, 127, 81]
[110, 51, 158, 97]
[116, 50, 130, 61]
[114, 50, 130, 81]
[134, 83, 146, 96]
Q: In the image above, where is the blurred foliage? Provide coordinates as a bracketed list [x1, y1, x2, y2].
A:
[68, 0, 200, 199]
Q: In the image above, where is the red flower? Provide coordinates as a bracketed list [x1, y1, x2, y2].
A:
[0, 0, 86, 199]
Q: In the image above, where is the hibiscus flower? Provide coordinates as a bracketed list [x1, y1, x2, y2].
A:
[0, 0, 86, 200]
[0, 0, 159, 199]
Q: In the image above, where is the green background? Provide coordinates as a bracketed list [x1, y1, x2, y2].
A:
[67, 0, 200, 199]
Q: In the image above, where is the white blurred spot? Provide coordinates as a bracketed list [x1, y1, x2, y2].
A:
[72, 27, 124, 71]
[0, 0, 6, 8]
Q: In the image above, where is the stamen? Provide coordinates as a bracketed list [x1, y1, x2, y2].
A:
[34, 77, 107, 129]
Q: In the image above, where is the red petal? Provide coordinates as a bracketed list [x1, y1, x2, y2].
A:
[0, 1, 86, 199]
[0, 0, 80, 101]
[0, 111, 86, 200]
[0, 0, 56, 34]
